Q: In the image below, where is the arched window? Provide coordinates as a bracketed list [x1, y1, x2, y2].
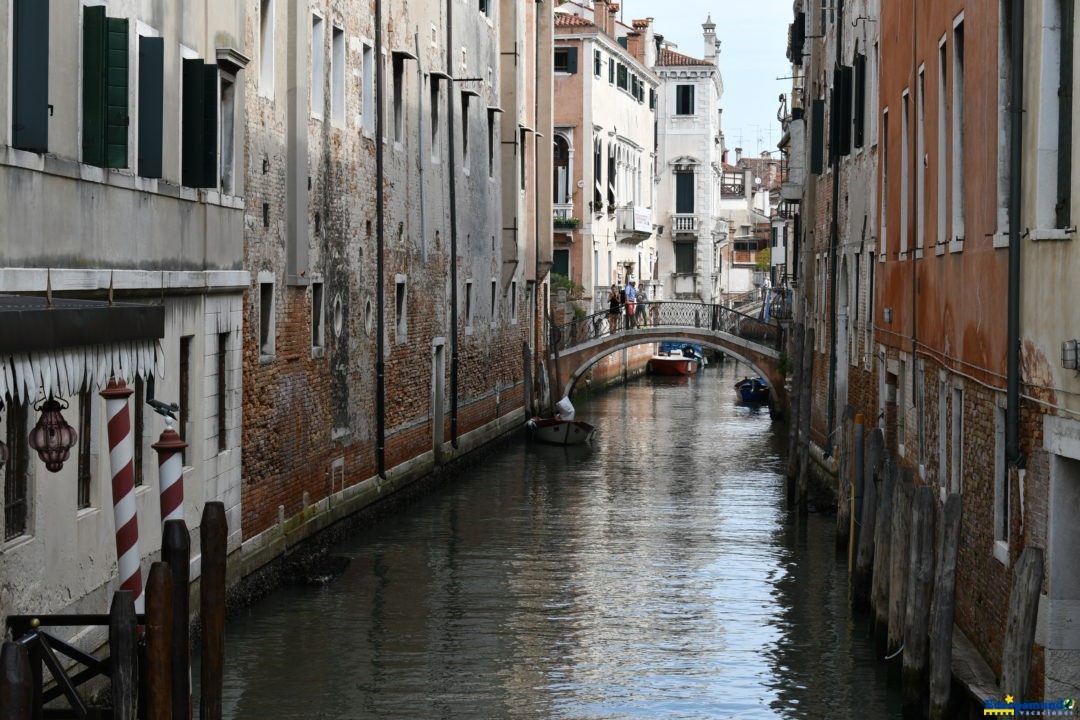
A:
[553, 135, 570, 204]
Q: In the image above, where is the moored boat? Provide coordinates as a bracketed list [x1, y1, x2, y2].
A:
[735, 376, 769, 403]
[527, 417, 597, 445]
[646, 354, 699, 376]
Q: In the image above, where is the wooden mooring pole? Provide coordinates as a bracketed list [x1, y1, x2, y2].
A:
[0, 641, 32, 720]
[871, 457, 896, 645]
[109, 589, 139, 720]
[854, 428, 883, 610]
[200, 502, 228, 720]
[887, 468, 914, 659]
[929, 493, 962, 720]
[902, 485, 937, 713]
[146, 562, 174, 720]
[162, 519, 191, 720]
[1002, 546, 1044, 702]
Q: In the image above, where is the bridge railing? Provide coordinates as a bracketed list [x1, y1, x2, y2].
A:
[550, 301, 782, 354]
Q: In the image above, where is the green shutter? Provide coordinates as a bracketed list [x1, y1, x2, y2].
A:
[181, 59, 205, 187]
[202, 64, 219, 188]
[82, 6, 106, 165]
[12, 0, 49, 152]
[853, 54, 866, 148]
[105, 18, 129, 168]
[138, 36, 164, 178]
[837, 64, 853, 157]
[566, 47, 578, 74]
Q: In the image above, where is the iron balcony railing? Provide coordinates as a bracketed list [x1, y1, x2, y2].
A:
[549, 300, 782, 354]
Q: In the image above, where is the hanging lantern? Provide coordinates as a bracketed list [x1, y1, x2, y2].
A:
[28, 398, 78, 473]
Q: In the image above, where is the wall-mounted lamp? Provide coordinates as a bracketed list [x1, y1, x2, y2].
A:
[883, 307, 893, 324]
[1063, 339, 1079, 370]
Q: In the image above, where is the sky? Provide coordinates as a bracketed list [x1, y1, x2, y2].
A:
[618, 0, 793, 158]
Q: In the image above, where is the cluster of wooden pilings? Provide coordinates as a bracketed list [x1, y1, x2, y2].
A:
[0, 502, 228, 720]
[821, 415, 1044, 719]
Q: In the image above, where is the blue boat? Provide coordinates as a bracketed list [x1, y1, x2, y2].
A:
[735, 376, 769, 403]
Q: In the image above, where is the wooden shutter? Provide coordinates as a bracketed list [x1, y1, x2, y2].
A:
[82, 6, 107, 165]
[12, 0, 49, 152]
[810, 98, 825, 174]
[202, 64, 219, 187]
[182, 59, 205, 187]
[566, 47, 578, 74]
[838, 64, 853, 157]
[792, 12, 806, 67]
[138, 36, 164, 178]
[853, 54, 866, 148]
[105, 18, 130, 168]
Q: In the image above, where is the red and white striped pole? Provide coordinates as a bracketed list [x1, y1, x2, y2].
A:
[152, 423, 187, 526]
[100, 378, 143, 611]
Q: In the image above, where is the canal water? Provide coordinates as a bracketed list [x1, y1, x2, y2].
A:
[205, 363, 903, 719]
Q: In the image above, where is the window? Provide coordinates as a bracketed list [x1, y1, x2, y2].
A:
[616, 63, 628, 90]
[259, 0, 275, 96]
[4, 400, 30, 541]
[676, 85, 695, 115]
[393, 56, 404, 143]
[461, 92, 471, 165]
[511, 280, 518, 323]
[82, 6, 129, 168]
[900, 91, 909, 259]
[675, 172, 694, 213]
[881, 108, 889, 257]
[331, 25, 345, 123]
[311, 14, 325, 117]
[217, 334, 229, 452]
[362, 43, 375, 134]
[675, 242, 696, 274]
[609, 58, 615, 84]
[219, 76, 236, 193]
[490, 279, 497, 325]
[520, 128, 527, 191]
[181, 59, 219, 188]
[915, 69, 925, 254]
[810, 98, 825, 174]
[138, 34, 164, 178]
[552, 249, 570, 278]
[1056, 0, 1074, 229]
[395, 276, 408, 340]
[950, 386, 964, 493]
[951, 19, 965, 242]
[77, 390, 93, 510]
[853, 53, 867, 148]
[134, 377, 144, 486]
[937, 39, 947, 248]
[479, 0, 491, 16]
[430, 77, 441, 161]
[594, 50, 602, 76]
[311, 281, 324, 348]
[179, 336, 192, 464]
[11, 0, 49, 152]
[593, 139, 603, 208]
[649, 88, 656, 110]
[487, 108, 496, 177]
[464, 280, 474, 330]
[554, 47, 578, 74]
[259, 281, 275, 357]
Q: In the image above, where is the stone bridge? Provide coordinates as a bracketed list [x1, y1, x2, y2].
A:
[549, 301, 787, 407]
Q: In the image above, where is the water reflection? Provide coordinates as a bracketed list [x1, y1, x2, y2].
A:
[204, 364, 902, 719]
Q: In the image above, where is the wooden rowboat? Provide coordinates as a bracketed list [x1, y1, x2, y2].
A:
[527, 417, 597, 446]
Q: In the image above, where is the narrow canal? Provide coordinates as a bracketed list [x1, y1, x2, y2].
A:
[206, 362, 903, 719]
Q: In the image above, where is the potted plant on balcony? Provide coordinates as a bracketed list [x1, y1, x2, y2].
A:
[553, 216, 580, 229]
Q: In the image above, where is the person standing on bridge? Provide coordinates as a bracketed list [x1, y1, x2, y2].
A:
[607, 284, 621, 334]
[635, 285, 649, 327]
[624, 279, 637, 329]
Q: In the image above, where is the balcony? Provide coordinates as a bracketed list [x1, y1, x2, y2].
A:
[672, 213, 698, 234]
[553, 204, 579, 229]
[616, 205, 652, 242]
[776, 200, 798, 220]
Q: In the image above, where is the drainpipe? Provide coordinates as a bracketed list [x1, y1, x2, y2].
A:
[375, 0, 386, 477]
[1006, 0, 1025, 467]
[447, 0, 460, 447]
[824, 0, 845, 455]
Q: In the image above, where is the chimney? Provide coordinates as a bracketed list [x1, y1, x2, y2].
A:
[735, 147, 743, 162]
[595, 0, 617, 37]
[703, 15, 718, 60]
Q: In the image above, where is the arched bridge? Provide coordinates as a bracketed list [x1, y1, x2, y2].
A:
[549, 301, 787, 406]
